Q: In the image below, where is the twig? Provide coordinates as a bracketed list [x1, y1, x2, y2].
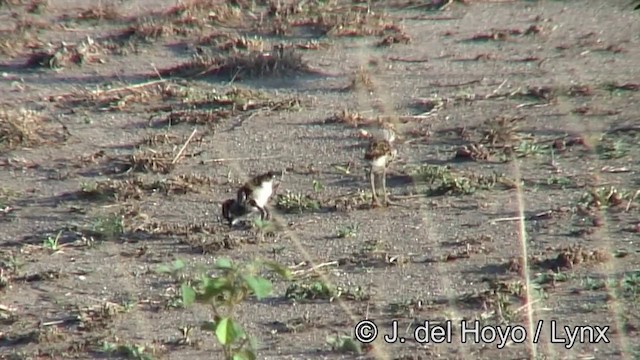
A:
[490, 210, 553, 224]
[91, 79, 168, 95]
[625, 190, 640, 212]
[400, 15, 464, 21]
[488, 79, 508, 98]
[201, 154, 284, 164]
[172, 128, 198, 164]
[606, 125, 640, 134]
[432, 79, 482, 88]
[40, 319, 69, 327]
[291, 261, 339, 275]
[387, 57, 430, 63]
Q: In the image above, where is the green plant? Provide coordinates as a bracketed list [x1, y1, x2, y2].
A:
[312, 179, 324, 193]
[254, 218, 276, 241]
[42, 230, 62, 252]
[276, 191, 320, 213]
[336, 224, 359, 238]
[181, 258, 291, 360]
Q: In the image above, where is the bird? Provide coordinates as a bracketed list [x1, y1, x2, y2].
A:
[221, 198, 251, 226]
[235, 171, 281, 221]
[364, 125, 398, 207]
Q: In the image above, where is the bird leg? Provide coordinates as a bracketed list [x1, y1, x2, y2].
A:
[382, 167, 389, 206]
[262, 205, 271, 221]
[370, 167, 381, 207]
[382, 167, 400, 207]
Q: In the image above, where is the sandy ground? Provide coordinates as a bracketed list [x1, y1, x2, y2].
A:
[1, 0, 640, 359]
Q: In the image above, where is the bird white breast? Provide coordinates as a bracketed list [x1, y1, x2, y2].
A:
[371, 155, 389, 168]
[252, 180, 273, 207]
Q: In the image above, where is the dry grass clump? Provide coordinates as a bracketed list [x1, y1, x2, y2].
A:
[25, 37, 106, 69]
[128, 150, 175, 174]
[61, 3, 122, 22]
[111, 1, 246, 44]
[197, 31, 264, 52]
[116, 18, 192, 43]
[266, 4, 404, 39]
[160, 46, 312, 80]
[0, 107, 54, 150]
[165, 0, 246, 22]
[0, 16, 48, 56]
[344, 66, 375, 92]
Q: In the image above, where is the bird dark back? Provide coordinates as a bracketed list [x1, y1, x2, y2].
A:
[365, 139, 392, 160]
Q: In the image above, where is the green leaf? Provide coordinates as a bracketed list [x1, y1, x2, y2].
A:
[263, 260, 293, 280]
[215, 317, 243, 345]
[155, 264, 171, 274]
[171, 259, 186, 270]
[199, 276, 230, 302]
[155, 259, 185, 274]
[233, 349, 256, 360]
[242, 275, 272, 300]
[181, 283, 196, 306]
[215, 257, 233, 269]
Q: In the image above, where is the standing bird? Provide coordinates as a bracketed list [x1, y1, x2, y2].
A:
[364, 125, 398, 207]
[235, 171, 280, 221]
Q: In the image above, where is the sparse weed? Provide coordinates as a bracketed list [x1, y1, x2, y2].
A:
[596, 136, 629, 160]
[312, 180, 324, 193]
[42, 230, 62, 252]
[285, 280, 369, 302]
[254, 218, 277, 241]
[579, 186, 634, 210]
[276, 191, 321, 213]
[180, 257, 291, 360]
[326, 334, 362, 355]
[408, 165, 510, 196]
[336, 224, 359, 238]
[100, 341, 155, 360]
[91, 213, 124, 240]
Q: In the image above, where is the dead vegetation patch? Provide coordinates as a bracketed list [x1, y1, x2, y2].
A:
[75, 174, 217, 203]
[480, 115, 527, 146]
[0, 17, 45, 56]
[156, 87, 302, 126]
[534, 246, 611, 271]
[80, 147, 189, 175]
[163, 109, 231, 126]
[464, 25, 542, 42]
[128, 150, 177, 174]
[323, 109, 376, 127]
[159, 46, 312, 80]
[106, 2, 246, 45]
[605, 82, 640, 92]
[344, 67, 375, 93]
[197, 31, 264, 52]
[53, 82, 302, 127]
[578, 186, 636, 211]
[0, 106, 66, 151]
[59, 3, 122, 22]
[376, 32, 411, 47]
[454, 143, 491, 161]
[133, 220, 246, 253]
[25, 37, 107, 69]
[115, 17, 201, 43]
[140, 132, 206, 147]
[265, 3, 404, 40]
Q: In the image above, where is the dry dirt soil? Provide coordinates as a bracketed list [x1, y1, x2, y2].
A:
[1, 0, 640, 359]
